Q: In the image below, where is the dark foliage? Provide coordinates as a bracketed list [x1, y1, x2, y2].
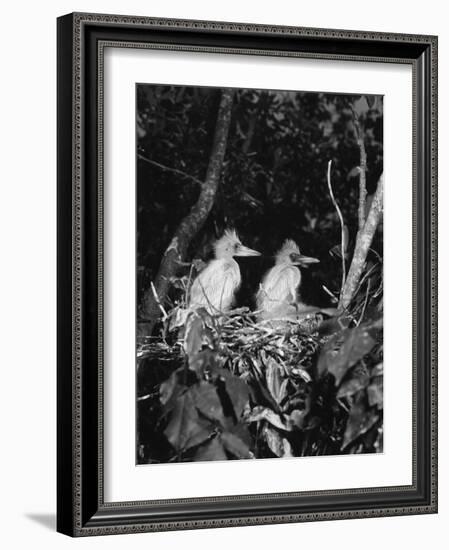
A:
[136, 85, 383, 311]
[136, 84, 383, 463]
[137, 307, 383, 462]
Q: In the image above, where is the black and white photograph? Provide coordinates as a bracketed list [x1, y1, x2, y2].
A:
[136, 84, 384, 464]
[0, 1, 442, 545]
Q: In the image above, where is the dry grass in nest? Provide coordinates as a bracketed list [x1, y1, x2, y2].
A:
[137, 307, 325, 380]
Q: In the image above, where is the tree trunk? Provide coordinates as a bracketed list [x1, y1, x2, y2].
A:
[140, 88, 235, 336]
[338, 174, 383, 311]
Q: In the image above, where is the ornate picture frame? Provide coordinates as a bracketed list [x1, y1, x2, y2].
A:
[57, 12, 437, 536]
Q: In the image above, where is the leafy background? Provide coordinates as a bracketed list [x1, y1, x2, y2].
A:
[136, 84, 384, 463]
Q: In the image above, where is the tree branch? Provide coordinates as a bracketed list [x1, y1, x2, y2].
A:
[137, 153, 204, 187]
[326, 160, 346, 296]
[338, 173, 383, 311]
[140, 88, 235, 336]
[353, 115, 367, 231]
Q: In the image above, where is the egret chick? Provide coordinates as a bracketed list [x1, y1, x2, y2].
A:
[189, 229, 260, 315]
[256, 239, 319, 321]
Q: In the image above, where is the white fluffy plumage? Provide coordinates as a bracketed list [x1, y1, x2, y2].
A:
[189, 258, 241, 314]
[256, 239, 317, 321]
[189, 229, 259, 315]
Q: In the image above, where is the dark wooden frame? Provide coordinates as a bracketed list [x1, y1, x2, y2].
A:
[57, 12, 438, 537]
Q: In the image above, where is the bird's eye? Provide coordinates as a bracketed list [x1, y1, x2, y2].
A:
[289, 253, 296, 262]
[234, 243, 240, 251]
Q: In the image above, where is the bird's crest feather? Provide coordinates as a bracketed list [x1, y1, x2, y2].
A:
[214, 228, 241, 257]
[276, 239, 300, 262]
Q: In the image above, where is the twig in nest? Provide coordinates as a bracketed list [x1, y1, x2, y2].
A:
[326, 160, 346, 296]
[150, 282, 168, 322]
[357, 279, 371, 327]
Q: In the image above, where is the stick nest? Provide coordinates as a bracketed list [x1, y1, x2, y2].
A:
[137, 308, 325, 379]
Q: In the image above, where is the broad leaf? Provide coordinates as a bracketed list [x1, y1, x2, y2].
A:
[246, 406, 292, 431]
[262, 425, 293, 457]
[318, 327, 376, 385]
[184, 314, 205, 357]
[183, 419, 213, 450]
[220, 372, 250, 419]
[190, 382, 225, 425]
[164, 391, 211, 451]
[250, 356, 283, 413]
[221, 431, 253, 459]
[159, 370, 180, 406]
[194, 437, 227, 462]
[341, 400, 379, 450]
[365, 94, 376, 108]
[367, 379, 383, 409]
[337, 371, 370, 399]
[371, 362, 383, 377]
[189, 349, 216, 376]
[184, 310, 215, 360]
[265, 357, 283, 403]
[288, 408, 308, 430]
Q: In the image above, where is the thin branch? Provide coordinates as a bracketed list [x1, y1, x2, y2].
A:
[137, 393, 158, 402]
[150, 282, 168, 321]
[140, 89, 235, 336]
[322, 284, 339, 304]
[138, 153, 204, 187]
[356, 279, 371, 326]
[326, 160, 346, 296]
[355, 262, 378, 296]
[353, 115, 367, 231]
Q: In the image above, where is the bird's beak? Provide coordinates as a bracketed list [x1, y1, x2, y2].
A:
[235, 245, 261, 257]
[292, 253, 320, 267]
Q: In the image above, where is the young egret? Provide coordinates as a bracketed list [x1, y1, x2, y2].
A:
[256, 239, 319, 321]
[189, 229, 260, 315]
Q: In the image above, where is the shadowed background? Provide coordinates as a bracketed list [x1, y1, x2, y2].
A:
[136, 85, 383, 314]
